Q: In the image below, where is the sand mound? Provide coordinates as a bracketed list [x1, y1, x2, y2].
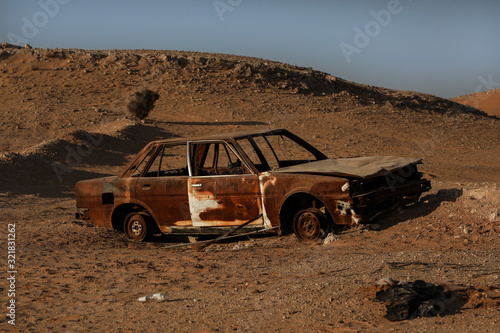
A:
[452, 89, 500, 117]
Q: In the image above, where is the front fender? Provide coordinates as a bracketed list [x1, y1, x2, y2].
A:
[259, 172, 351, 227]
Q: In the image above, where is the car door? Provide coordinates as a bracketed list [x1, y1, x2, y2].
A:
[187, 140, 263, 227]
[133, 143, 191, 229]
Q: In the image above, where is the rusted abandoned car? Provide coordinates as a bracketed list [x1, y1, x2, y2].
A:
[75, 128, 431, 242]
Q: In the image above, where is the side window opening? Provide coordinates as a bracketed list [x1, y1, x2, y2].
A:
[236, 134, 323, 171]
[192, 142, 250, 176]
[160, 144, 189, 176]
[142, 144, 189, 177]
[265, 134, 317, 167]
[217, 144, 248, 174]
[192, 143, 216, 176]
[252, 136, 280, 170]
[236, 138, 271, 172]
[131, 146, 158, 177]
[144, 146, 164, 177]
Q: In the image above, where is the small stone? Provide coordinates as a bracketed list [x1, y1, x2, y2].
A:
[488, 211, 498, 221]
[323, 233, 339, 245]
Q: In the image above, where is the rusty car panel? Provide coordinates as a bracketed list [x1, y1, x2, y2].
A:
[75, 128, 431, 242]
[188, 175, 263, 226]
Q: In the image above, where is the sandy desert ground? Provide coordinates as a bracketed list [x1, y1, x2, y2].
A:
[1, 43, 499, 332]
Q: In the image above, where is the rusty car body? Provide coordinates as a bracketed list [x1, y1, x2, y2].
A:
[75, 128, 431, 242]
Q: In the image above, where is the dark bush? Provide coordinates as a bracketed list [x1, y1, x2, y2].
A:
[127, 89, 160, 120]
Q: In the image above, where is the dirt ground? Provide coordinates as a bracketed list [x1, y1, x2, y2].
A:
[1, 44, 499, 332]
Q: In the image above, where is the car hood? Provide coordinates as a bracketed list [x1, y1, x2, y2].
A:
[272, 156, 422, 179]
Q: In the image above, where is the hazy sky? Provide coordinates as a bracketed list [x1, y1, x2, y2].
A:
[1, 0, 499, 98]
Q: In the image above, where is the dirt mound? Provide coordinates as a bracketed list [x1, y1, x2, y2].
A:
[0, 131, 109, 195]
[452, 89, 500, 117]
[0, 119, 180, 195]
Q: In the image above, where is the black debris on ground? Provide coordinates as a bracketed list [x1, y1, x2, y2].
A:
[375, 280, 457, 321]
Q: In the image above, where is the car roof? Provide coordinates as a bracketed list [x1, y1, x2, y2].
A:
[150, 128, 288, 144]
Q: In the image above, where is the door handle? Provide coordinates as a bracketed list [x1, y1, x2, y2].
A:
[191, 183, 203, 188]
[143, 184, 151, 190]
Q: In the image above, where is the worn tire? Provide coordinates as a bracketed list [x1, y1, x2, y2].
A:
[293, 209, 327, 243]
[124, 212, 152, 242]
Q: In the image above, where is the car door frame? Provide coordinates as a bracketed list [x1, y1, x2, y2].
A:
[186, 140, 264, 228]
[132, 142, 192, 229]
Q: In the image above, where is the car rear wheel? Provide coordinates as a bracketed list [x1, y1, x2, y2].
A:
[293, 209, 327, 243]
[124, 212, 152, 241]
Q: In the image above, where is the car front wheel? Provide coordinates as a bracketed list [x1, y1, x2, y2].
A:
[293, 209, 327, 243]
[124, 212, 152, 241]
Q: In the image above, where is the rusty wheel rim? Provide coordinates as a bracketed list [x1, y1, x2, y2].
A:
[130, 220, 143, 237]
[294, 211, 322, 243]
[125, 213, 148, 241]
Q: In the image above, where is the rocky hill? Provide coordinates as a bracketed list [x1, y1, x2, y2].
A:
[0, 42, 499, 193]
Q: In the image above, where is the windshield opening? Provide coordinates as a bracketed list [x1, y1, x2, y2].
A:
[237, 133, 326, 172]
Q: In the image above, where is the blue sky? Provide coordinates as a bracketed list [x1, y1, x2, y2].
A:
[1, 0, 499, 98]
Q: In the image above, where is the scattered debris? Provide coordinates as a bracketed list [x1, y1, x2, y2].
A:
[375, 276, 398, 286]
[137, 292, 167, 302]
[192, 214, 263, 252]
[466, 287, 500, 308]
[187, 236, 198, 243]
[374, 279, 457, 321]
[323, 232, 340, 244]
[232, 241, 244, 250]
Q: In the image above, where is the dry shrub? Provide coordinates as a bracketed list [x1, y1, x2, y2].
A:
[43, 50, 54, 59]
[127, 89, 160, 120]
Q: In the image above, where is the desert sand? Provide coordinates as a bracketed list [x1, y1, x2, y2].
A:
[1, 43, 499, 332]
[452, 89, 500, 117]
